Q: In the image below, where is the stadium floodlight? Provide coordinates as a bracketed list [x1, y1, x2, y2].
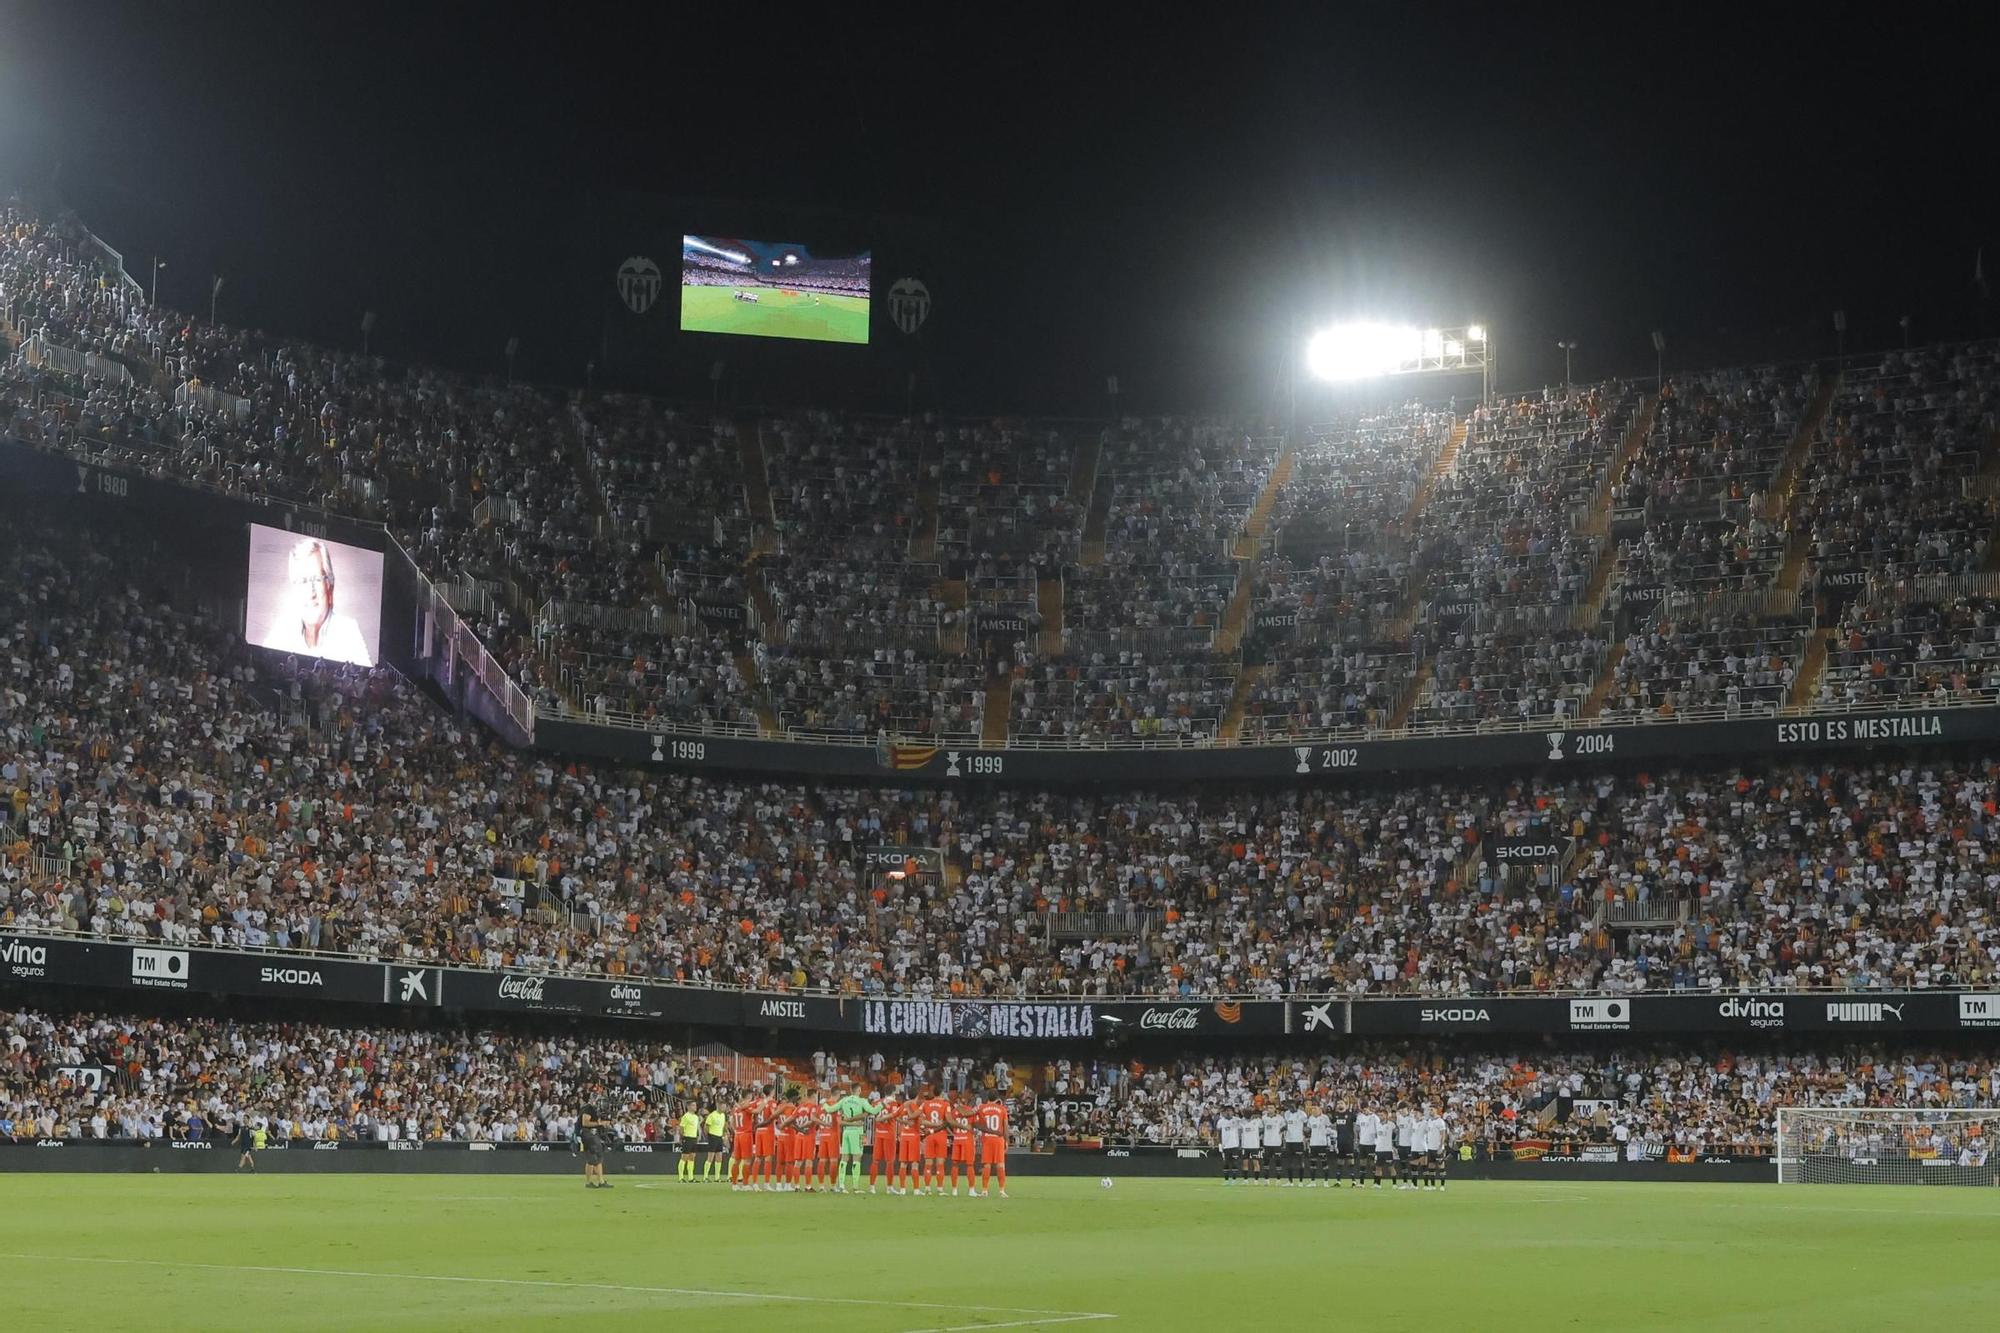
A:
[1306, 320, 1494, 401]
[1306, 323, 1420, 382]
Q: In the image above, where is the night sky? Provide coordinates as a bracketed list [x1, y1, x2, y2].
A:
[2, 2, 1995, 412]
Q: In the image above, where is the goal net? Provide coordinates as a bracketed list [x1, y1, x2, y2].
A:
[1775, 1107, 2000, 1185]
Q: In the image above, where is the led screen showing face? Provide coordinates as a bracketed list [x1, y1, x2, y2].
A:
[244, 524, 384, 667]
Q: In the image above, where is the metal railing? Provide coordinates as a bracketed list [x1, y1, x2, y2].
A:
[1652, 583, 1808, 625]
[1044, 910, 1164, 941]
[21, 336, 136, 387]
[1598, 895, 1692, 928]
[536, 599, 669, 632]
[1860, 570, 2000, 609]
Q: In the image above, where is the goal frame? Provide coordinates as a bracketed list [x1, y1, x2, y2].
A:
[1775, 1106, 2000, 1186]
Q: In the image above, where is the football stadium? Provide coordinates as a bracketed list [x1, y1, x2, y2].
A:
[3, 7, 1999, 1332]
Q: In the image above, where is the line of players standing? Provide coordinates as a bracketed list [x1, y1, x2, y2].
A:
[725, 1085, 1014, 1197]
[1217, 1103, 1452, 1189]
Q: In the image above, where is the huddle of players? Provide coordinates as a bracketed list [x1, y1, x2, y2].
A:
[1217, 1103, 1453, 1189]
[728, 1084, 1012, 1197]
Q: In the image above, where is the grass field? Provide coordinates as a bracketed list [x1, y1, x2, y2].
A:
[3, 1175, 1999, 1330]
[680, 286, 870, 343]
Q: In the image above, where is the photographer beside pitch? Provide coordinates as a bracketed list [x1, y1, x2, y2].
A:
[575, 1104, 612, 1190]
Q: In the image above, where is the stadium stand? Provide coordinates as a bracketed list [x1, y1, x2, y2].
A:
[7, 204, 2000, 747]
[5, 999, 1995, 1163]
[5, 503, 2000, 1001]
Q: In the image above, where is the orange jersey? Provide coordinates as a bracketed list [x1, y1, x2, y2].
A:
[973, 1101, 1008, 1137]
[732, 1104, 757, 1135]
[918, 1097, 951, 1132]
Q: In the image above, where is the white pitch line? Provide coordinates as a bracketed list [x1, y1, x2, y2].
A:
[0, 1252, 1117, 1324]
[903, 1318, 1114, 1332]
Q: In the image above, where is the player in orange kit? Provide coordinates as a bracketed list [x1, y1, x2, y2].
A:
[769, 1093, 792, 1191]
[789, 1095, 818, 1191]
[729, 1092, 757, 1189]
[895, 1092, 923, 1193]
[869, 1094, 899, 1194]
[751, 1086, 778, 1191]
[948, 1099, 977, 1195]
[918, 1088, 952, 1195]
[814, 1092, 841, 1190]
[973, 1094, 1010, 1197]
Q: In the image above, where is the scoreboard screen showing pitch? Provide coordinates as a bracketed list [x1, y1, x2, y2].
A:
[680, 234, 871, 344]
[243, 523, 385, 668]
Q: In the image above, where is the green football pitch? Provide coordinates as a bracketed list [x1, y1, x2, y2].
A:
[680, 286, 870, 344]
[3, 1175, 1998, 1331]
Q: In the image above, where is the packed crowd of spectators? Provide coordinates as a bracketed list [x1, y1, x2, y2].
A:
[1011, 652, 1236, 742]
[1613, 365, 1802, 515]
[1601, 611, 1809, 719]
[1024, 1044, 2000, 1157]
[533, 623, 759, 728]
[4, 205, 2000, 747]
[1414, 387, 1629, 614]
[934, 425, 1079, 567]
[8, 506, 2000, 1002]
[0, 1006, 713, 1144]
[1819, 597, 2000, 707]
[1792, 344, 2000, 586]
[6, 1000, 1993, 1164]
[1410, 627, 1607, 726]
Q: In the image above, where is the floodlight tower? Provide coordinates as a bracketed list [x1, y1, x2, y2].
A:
[1304, 322, 1494, 404]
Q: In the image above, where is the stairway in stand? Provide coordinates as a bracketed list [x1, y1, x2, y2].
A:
[1384, 416, 1476, 638]
[1218, 664, 1262, 743]
[981, 674, 1013, 746]
[1387, 660, 1435, 730]
[1215, 563, 1258, 656]
[1231, 446, 1296, 559]
[1037, 576, 1065, 655]
[737, 420, 779, 557]
[911, 432, 943, 561]
[745, 562, 782, 644]
[1078, 464, 1111, 567]
[1761, 374, 1841, 523]
[1578, 643, 1628, 719]
[1400, 419, 1467, 532]
[1216, 445, 1299, 652]
[735, 652, 781, 736]
[1787, 628, 1834, 709]
[1576, 547, 1623, 627]
[1582, 394, 1660, 539]
[938, 579, 969, 654]
[1565, 396, 1661, 715]
[1774, 533, 1813, 599]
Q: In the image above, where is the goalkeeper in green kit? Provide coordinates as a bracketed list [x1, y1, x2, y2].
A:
[832, 1080, 877, 1194]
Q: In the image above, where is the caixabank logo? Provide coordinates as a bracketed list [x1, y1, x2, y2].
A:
[1568, 998, 1630, 1030]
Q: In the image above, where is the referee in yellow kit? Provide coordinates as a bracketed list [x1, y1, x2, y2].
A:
[677, 1104, 702, 1181]
[702, 1103, 728, 1181]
